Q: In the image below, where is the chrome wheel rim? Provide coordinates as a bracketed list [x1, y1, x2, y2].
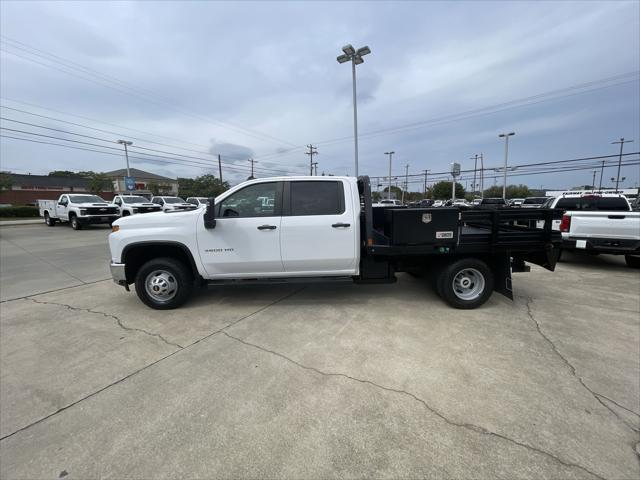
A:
[452, 268, 485, 301]
[144, 269, 178, 302]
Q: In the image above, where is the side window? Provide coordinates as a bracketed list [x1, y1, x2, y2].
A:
[597, 197, 630, 211]
[114, 198, 121, 205]
[60, 196, 68, 205]
[555, 198, 580, 210]
[187, 199, 197, 205]
[218, 182, 277, 218]
[289, 181, 344, 216]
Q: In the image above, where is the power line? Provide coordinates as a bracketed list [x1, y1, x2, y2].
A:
[0, 118, 304, 175]
[0, 35, 299, 148]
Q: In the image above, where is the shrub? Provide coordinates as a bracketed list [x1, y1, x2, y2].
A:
[0, 206, 40, 218]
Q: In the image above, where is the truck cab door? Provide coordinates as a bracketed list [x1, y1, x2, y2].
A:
[57, 195, 69, 220]
[197, 181, 284, 277]
[113, 197, 123, 214]
[280, 179, 357, 275]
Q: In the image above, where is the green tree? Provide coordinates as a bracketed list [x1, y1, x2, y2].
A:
[87, 173, 112, 194]
[483, 184, 530, 199]
[178, 174, 229, 198]
[48, 170, 96, 178]
[0, 172, 12, 191]
[428, 181, 466, 200]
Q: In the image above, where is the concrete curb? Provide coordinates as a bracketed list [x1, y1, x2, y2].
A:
[0, 219, 43, 226]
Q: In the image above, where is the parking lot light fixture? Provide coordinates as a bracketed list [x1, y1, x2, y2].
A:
[337, 44, 371, 177]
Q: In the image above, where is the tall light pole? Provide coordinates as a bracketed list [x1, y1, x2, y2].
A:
[471, 154, 478, 197]
[498, 132, 515, 200]
[337, 44, 371, 178]
[117, 139, 133, 177]
[402, 164, 409, 204]
[611, 138, 633, 192]
[384, 151, 395, 199]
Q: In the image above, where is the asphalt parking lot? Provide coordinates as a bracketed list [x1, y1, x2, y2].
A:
[1, 223, 638, 479]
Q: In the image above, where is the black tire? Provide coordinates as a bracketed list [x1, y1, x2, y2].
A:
[70, 214, 82, 230]
[44, 212, 55, 227]
[134, 257, 193, 310]
[437, 257, 494, 309]
[625, 255, 640, 269]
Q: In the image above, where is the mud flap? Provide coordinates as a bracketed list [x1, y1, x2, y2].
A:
[521, 244, 560, 271]
[491, 254, 513, 300]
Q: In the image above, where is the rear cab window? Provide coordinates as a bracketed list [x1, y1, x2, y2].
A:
[287, 181, 345, 216]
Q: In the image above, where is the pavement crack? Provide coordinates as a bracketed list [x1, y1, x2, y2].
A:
[524, 296, 639, 433]
[2, 287, 306, 442]
[25, 297, 183, 349]
[221, 331, 606, 480]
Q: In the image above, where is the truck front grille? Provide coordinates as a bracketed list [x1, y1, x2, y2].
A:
[86, 207, 118, 215]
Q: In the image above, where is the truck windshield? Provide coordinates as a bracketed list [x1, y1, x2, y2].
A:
[69, 195, 105, 203]
[122, 196, 149, 204]
[163, 197, 186, 204]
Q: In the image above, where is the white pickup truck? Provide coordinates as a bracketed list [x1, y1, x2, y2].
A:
[112, 194, 162, 216]
[560, 210, 640, 268]
[108, 176, 562, 310]
[39, 194, 120, 230]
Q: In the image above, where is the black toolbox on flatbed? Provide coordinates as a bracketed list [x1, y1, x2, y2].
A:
[383, 208, 459, 246]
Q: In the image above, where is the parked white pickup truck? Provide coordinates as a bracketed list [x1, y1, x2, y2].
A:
[560, 210, 640, 268]
[112, 194, 162, 216]
[39, 194, 120, 230]
[109, 176, 562, 310]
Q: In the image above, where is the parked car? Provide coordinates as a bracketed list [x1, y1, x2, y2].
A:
[373, 199, 403, 207]
[432, 200, 444, 207]
[508, 198, 524, 207]
[186, 197, 210, 207]
[419, 199, 434, 207]
[150, 196, 195, 212]
[39, 194, 119, 230]
[109, 176, 562, 310]
[520, 197, 550, 208]
[474, 198, 508, 208]
[112, 194, 162, 216]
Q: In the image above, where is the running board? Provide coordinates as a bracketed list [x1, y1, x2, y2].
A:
[204, 276, 354, 287]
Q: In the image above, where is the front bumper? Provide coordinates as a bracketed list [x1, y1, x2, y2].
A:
[110, 262, 129, 290]
[79, 215, 120, 225]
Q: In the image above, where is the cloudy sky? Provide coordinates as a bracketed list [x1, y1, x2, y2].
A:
[1, 0, 639, 191]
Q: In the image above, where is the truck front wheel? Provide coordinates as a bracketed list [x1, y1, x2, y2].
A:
[135, 257, 193, 310]
[70, 214, 82, 230]
[437, 258, 494, 309]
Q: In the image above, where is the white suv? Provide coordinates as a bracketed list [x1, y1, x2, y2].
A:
[186, 197, 209, 207]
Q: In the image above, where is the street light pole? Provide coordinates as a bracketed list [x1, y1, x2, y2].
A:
[611, 138, 633, 192]
[402, 163, 409, 204]
[498, 132, 515, 200]
[117, 139, 133, 177]
[384, 151, 395, 200]
[337, 44, 371, 178]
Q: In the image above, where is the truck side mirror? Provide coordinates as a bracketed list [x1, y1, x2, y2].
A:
[204, 197, 216, 229]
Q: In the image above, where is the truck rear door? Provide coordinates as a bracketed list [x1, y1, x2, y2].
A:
[280, 179, 357, 274]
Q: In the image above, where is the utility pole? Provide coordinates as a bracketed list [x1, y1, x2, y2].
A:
[313, 162, 318, 176]
[248, 158, 258, 179]
[384, 151, 395, 200]
[306, 144, 318, 176]
[611, 138, 633, 192]
[402, 164, 409, 204]
[480, 153, 484, 198]
[218, 154, 223, 184]
[117, 139, 133, 177]
[423, 169, 429, 198]
[591, 170, 597, 192]
[471, 154, 478, 197]
[598, 159, 605, 191]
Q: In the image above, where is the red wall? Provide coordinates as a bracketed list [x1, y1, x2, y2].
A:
[0, 190, 116, 205]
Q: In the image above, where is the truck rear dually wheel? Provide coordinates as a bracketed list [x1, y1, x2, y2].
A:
[44, 212, 55, 226]
[437, 258, 494, 309]
[135, 257, 193, 309]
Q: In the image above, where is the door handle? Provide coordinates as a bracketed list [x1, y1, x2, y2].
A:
[332, 223, 351, 228]
[257, 225, 277, 230]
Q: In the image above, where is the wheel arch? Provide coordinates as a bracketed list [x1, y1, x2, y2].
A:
[122, 241, 200, 284]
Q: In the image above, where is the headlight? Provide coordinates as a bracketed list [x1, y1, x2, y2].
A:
[80, 209, 87, 215]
